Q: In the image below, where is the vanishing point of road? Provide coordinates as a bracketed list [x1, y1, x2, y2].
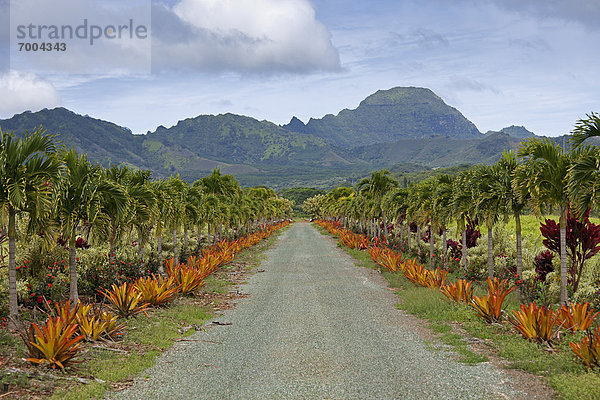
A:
[109, 222, 545, 400]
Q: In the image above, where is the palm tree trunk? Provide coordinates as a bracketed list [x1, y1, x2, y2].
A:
[429, 225, 434, 267]
[515, 213, 523, 295]
[487, 222, 494, 278]
[7, 208, 19, 329]
[207, 224, 211, 246]
[184, 228, 189, 255]
[442, 230, 447, 269]
[559, 207, 568, 304]
[461, 229, 467, 272]
[109, 224, 117, 259]
[69, 236, 78, 304]
[399, 220, 404, 244]
[157, 235, 163, 273]
[407, 222, 411, 250]
[416, 225, 421, 255]
[381, 208, 389, 242]
[137, 227, 144, 260]
[173, 228, 178, 265]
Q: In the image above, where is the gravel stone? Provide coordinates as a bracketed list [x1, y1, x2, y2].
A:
[107, 222, 525, 400]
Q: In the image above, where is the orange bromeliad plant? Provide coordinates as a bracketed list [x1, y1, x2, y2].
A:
[76, 303, 124, 341]
[424, 268, 448, 289]
[440, 279, 473, 303]
[469, 277, 515, 323]
[167, 263, 206, 295]
[369, 248, 404, 272]
[403, 260, 429, 287]
[134, 275, 180, 307]
[26, 316, 83, 369]
[558, 302, 599, 332]
[509, 303, 560, 343]
[570, 327, 600, 369]
[101, 282, 151, 318]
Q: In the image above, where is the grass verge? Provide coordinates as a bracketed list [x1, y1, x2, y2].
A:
[317, 224, 600, 400]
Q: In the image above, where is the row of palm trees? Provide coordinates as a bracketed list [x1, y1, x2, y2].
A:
[304, 113, 600, 305]
[0, 128, 293, 328]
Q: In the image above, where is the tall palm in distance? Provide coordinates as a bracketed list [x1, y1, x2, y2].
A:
[357, 170, 398, 242]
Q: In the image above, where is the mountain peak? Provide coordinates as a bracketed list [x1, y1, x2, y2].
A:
[360, 87, 439, 106]
[282, 116, 308, 133]
[485, 125, 535, 139]
[303, 86, 481, 147]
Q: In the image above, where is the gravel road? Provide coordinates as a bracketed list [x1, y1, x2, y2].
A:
[108, 222, 529, 400]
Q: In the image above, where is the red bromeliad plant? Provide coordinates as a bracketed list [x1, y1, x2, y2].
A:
[403, 260, 429, 287]
[540, 207, 600, 293]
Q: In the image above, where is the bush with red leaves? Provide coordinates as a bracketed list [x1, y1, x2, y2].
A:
[459, 217, 481, 249]
[540, 207, 600, 293]
[446, 239, 462, 260]
[534, 250, 555, 282]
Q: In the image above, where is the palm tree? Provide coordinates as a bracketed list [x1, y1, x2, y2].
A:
[103, 165, 132, 257]
[166, 175, 186, 265]
[182, 184, 202, 254]
[54, 149, 127, 303]
[568, 146, 600, 215]
[472, 165, 503, 278]
[357, 170, 398, 241]
[126, 170, 156, 260]
[452, 169, 476, 272]
[382, 187, 409, 246]
[494, 151, 529, 282]
[517, 138, 572, 304]
[568, 113, 600, 216]
[411, 178, 437, 266]
[151, 179, 174, 268]
[433, 175, 454, 267]
[0, 128, 60, 328]
[570, 112, 600, 149]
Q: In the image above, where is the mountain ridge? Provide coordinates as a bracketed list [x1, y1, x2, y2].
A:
[0, 86, 541, 188]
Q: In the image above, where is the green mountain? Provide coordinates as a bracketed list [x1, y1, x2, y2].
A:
[351, 132, 523, 168]
[284, 87, 481, 148]
[0, 108, 152, 170]
[0, 87, 544, 188]
[0, 108, 365, 187]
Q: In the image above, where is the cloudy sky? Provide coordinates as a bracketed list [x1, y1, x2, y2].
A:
[0, 0, 599, 136]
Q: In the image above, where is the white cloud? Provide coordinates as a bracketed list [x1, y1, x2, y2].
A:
[151, 0, 341, 73]
[0, 71, 61, 118]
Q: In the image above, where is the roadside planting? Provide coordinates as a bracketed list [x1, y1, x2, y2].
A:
[316, 219, 600, 371]
[17, 222, 289, 372]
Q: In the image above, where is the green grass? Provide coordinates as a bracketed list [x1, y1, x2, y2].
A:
[332, 236, 600, 400]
